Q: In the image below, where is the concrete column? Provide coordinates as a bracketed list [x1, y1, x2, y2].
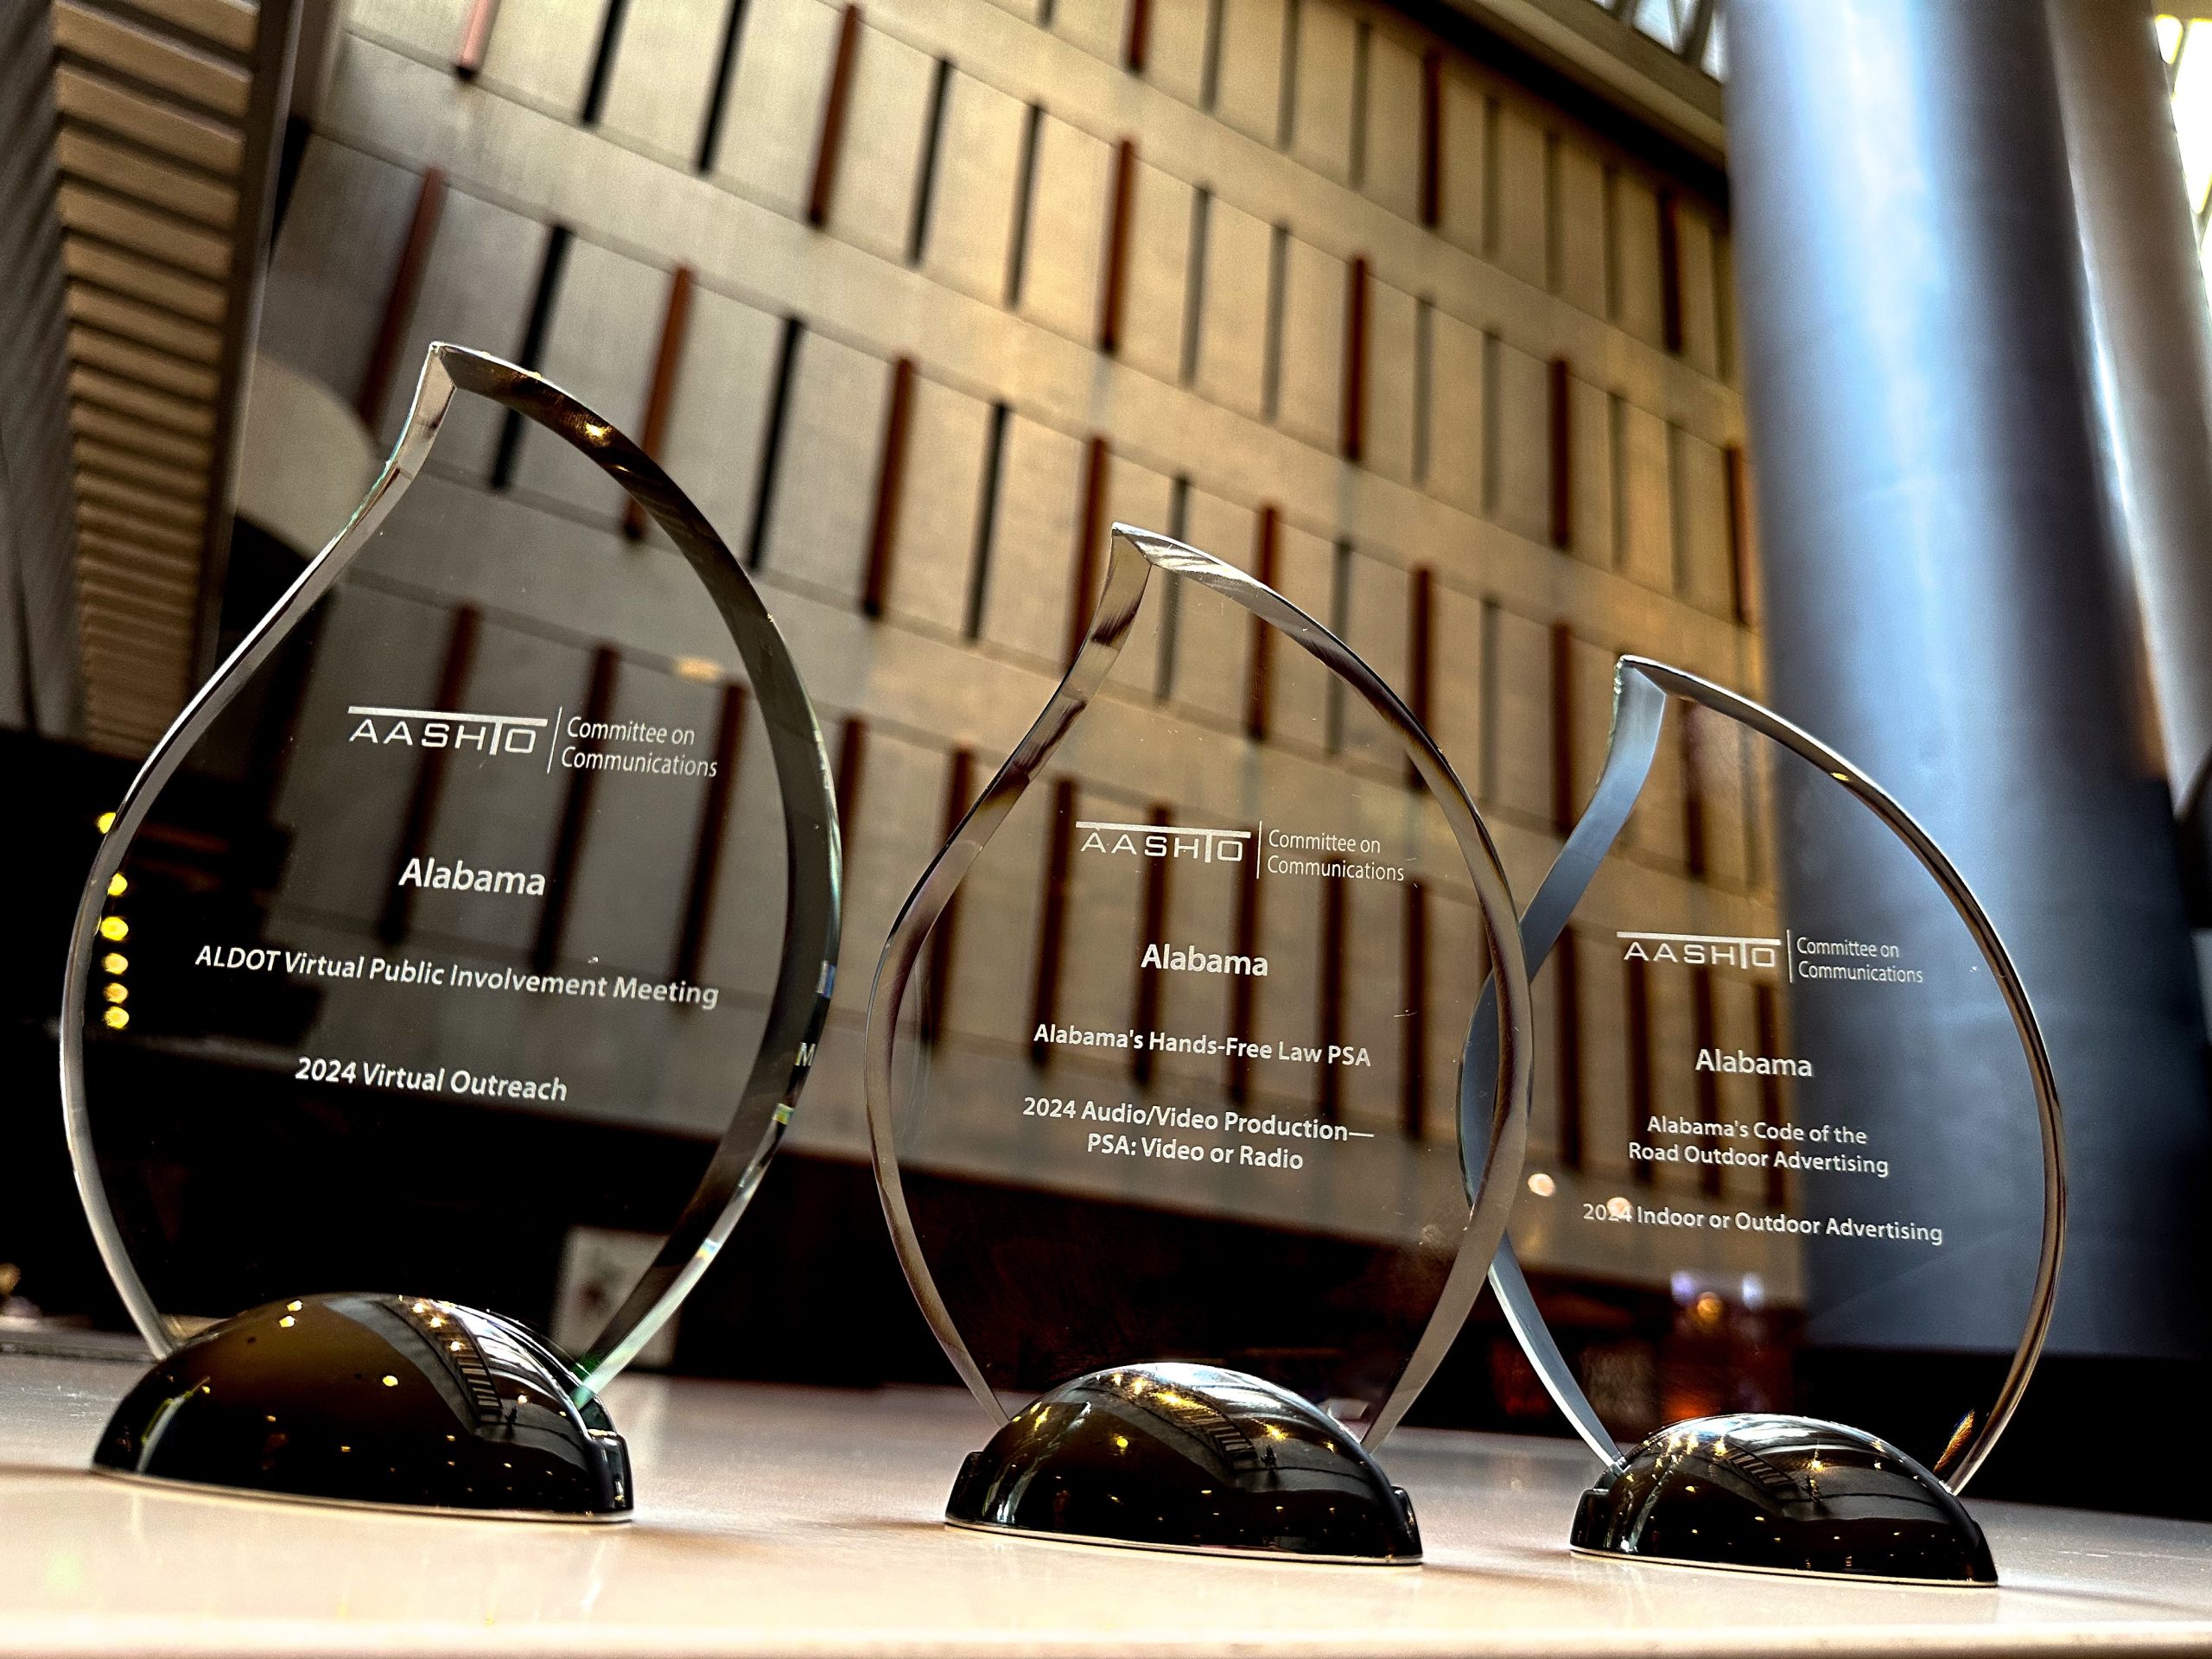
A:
[2050, 0, 2212, 911]
[1725, 0, 2212, 1358]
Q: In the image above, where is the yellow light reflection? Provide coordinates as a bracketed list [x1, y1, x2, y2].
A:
[95, 811, 114, 834]
[2174, 23, 2212, 228]
[381, 1375, 398, 1387]
[102, 983, 127, 1004]
[106, 874, 127, 896]
[99, 917, 127, 942]
[101, 1007, 128, 1030]
[1527, 1172, 1556, 1198]
[102, 953, 127, 975]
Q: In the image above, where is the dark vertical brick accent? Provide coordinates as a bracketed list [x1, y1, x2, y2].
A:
[1756, 982, 1787, 1207]
[1550, 619, 1576, 833]
[671, 682, 747, 984]
[581, 0, 632, 123]
[695, 0, 752, 174]
[1316, 872, 1347, 1120]
[1226, 844, 1262, 1103]
[1124, 0, 1151, 73]
[1681, 708, 1708, 879]
[1401, 879, 1427, 1139]
[862, 355, 916, 616]
[746, 316, 804, 569]
[532, 645, 620, 973]
[1692, 964, 1721, 1198]
[807, 4, 863, 229]
[378, 605, 479, 946]
[1407, 563, 1433, 787]
[1342, 253, 1369, 462]
[1065, 435, 1110, 666]
[623, 263, 695, 541]
[1245, 504, 1279, 740]
[1419, 50, 1441, 227]
[1005, 103, 1044, 306]
[834, 715, 868, 841]
[1555, 927, 1585, 1171]
[1626, 953, 1653, 1185]
[1548, 355, 1573, 551]
[908, 57, 952, 265]
[1180, 187, 1210, 384]
[1098, 137, 1138, 353]
[1130, 800, 1170, 1084]
[1724, 442, 1752, 626]
[921, 746, 976, 1045]
[357, 168, 445, 427]
[965, 401, 1010, 637]
[491, 223, 571, 490]
[1658, 190, 1684, 355]
[454, 0, 499, 76]
[1027, 777, 1079, 1065]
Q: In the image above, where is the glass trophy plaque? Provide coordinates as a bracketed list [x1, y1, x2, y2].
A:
[864, 524, 1535, 1562]
[1474, 657, 2063, 1583]
[59, 345, 841, 1517]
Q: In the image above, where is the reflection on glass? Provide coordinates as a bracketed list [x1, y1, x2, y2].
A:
[867, 524, 1533, 1444]
[61, 344, 839, 1399]
[1479, 658, 2062, 1488]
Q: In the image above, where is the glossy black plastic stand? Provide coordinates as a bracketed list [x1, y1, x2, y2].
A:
[1569, 1414, 1994, 1584]
[94, 1294, 631, 1517]
[946, 1362, 1421, 1562]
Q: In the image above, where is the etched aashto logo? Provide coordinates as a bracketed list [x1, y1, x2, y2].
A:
[1618, 930, 1781, 971]
[346, 703, 547, 757]
[1077, 818, 1250, 863]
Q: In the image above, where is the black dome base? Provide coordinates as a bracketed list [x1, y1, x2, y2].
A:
[945, 1362, 1420, 1563]
[92, 1293, 632, 1519]
[1570, 1413, 1996, 1584]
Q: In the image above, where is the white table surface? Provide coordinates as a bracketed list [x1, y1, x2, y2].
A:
[2, 1351, 2209, 1657]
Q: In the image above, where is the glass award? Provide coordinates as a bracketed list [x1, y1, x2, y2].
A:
[58, 344, 841, 1518]
[863, 524, 1535, 1562]
[1473, 657, 2063, 1583]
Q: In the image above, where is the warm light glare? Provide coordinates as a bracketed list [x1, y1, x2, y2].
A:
[279, 1316, 296, 1328]
[2174, 25, 2212, 230]
[95, 811, 115, 834]
[99, 917, 128, 941]
[671, 655, 723, 683]
[381, 1375, 398, 1388]
[102, 983, 127, 1005]
[106, 874, 127, 896]
[101, 1007, 128, 1030]
[1527, 1172, 1556, 1198]
[102, 953, 127, 975]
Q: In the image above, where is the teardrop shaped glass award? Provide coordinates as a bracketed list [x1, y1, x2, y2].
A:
[1473, 658, 2063, 1584]
[865, 524, 1534, 1562]
[60, 344, 840, 1518]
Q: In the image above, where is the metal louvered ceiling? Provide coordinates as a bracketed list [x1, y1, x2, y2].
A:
[41, 0, 296, 754]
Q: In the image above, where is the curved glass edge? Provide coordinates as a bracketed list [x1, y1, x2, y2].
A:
[57, 343, 842, 1402]
[861, 521, 1536, 1447]
[1471, 656, 2066, 1492]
